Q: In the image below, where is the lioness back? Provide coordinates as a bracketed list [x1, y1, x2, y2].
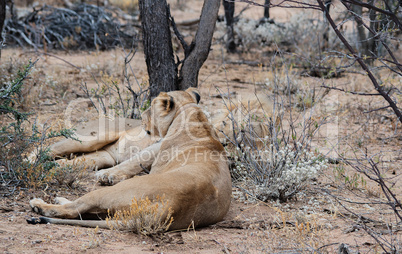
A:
[141, 89, 232, 228]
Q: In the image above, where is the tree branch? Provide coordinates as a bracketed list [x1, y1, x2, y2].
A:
[340, 0, 402, 74]
[363, 105, 391, 114]
[167, 4, 190, 56]
[238, 0, 321, 10]
[341, 0, 402, 30]
[178, 0, 220, 89]
[320, 85, 382, 96]
[317, 0, 402, 124]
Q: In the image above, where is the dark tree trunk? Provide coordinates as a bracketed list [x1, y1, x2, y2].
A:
[178, 0, 220, 89]
[0, 0, 6, 58]
[367, 0, 380, 57]
[322, 0, 331, 49]
[222, 0, 235, 52]
[351, 4, 370, 55]
[139, 0, 219, 95]
[263, 0, 270, 19]
[139, 0, 178, 98]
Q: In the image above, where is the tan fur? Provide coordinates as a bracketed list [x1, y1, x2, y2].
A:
[37, 88, 202, 185]
[29, 89, 232, 230]
[30, 117, 155, 171]
[34, 89, 274, 184]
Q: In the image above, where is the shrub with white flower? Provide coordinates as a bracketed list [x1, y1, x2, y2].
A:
[231, 142, 327, 202]
[231, 12, 332, 50]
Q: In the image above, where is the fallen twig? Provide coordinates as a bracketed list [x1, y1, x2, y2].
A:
[5, 4, 137, 50]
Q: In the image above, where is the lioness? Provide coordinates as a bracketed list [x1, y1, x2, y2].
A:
[35, 88, 201, 185]
[29, 89, 232, 230]
[36, 89, 276, 184]
[47, 117, 155, 171]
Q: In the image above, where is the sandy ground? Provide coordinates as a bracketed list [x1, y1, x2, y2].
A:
[1, 0, 402, 253]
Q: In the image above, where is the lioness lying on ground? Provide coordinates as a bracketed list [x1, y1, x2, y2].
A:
[29, 89, 232, 230]
[35, 88, 200, 185]
[42, 117, 158, 185]
[38, 89, 276, 185]
[47, 117, 155, 170]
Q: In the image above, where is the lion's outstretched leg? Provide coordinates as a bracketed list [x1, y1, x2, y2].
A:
[54, 197, 72, 205]
[56, 150, 116, 170]
[30, 198, 96, 219]
[27, 137, 119, 164]
[49, 118, 142, 157]
[96, 142, 162, 185]
[49, 138, 118, 157]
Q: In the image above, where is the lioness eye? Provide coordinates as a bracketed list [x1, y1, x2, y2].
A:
[146, 130, 151, 135]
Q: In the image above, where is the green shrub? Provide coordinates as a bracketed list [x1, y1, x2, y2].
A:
[0, 60, 75, 193]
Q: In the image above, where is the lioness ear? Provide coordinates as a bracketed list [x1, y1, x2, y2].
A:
[160, 94, 175, 111]
[185, 87, 201, 104]
[165, 95, 175, 111]
[154, 93, 175, 115]
[193, 91, 201, 104]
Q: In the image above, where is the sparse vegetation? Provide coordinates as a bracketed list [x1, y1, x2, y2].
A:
[106, 195, 173, 236]
[81, 49, 150, 119]
[0, 60, 76, 193]
[5, 4, 137, 50]
[0, 0, 401, 252]
[232, 141, 327, 202]
[223, 61, 329, 203]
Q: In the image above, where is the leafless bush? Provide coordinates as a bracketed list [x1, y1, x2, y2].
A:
[316, 0, 402, 124]
[325, 151, 402, 253]
[4, 3, 137, 50]
[222, 11, 337, 51]
[81, 48, 149, 119]
[222, 65, 328, 202]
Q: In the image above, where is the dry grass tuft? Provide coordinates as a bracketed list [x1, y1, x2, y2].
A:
[106, 195, 173, 236]
[109, 0, 139, 11]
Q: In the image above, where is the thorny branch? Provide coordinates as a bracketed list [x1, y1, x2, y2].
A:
[167, 5, 191, 57]
[327, 191, 397, 253]
[316, 0, 402, 124]
[346, 157, 402, 222]
[341, 0, 402, 30]
[339, 0, 402, 75]
[237, 0, 321, 10]
[320, 85, 382, 96]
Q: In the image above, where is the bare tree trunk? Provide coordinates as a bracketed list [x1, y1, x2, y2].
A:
[139, 0, 178, 98]
[322, 0, 331, 49]
[367, 0, 379, 56]
[263, 0, 270, 19]
[0, 0, 6, 58]
[222, 0, 236, 52]
[139, 0, 219, 95]
[351, 4, 370, 55]
[178, 0, 220, 89]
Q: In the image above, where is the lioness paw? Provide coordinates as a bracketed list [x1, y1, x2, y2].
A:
[95, 170, 110, 184]
[30, 198, 46, 214]
[95, 170, 127, 185]
[107, 173, 128, 185]
[54, 197, 72, 205]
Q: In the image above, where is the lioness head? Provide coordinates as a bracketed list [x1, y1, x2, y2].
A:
[141, 88, 201, 138]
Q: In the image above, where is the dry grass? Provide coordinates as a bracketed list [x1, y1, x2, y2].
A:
[109, 0, 139, 11]
[106, 195, 173, 236]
